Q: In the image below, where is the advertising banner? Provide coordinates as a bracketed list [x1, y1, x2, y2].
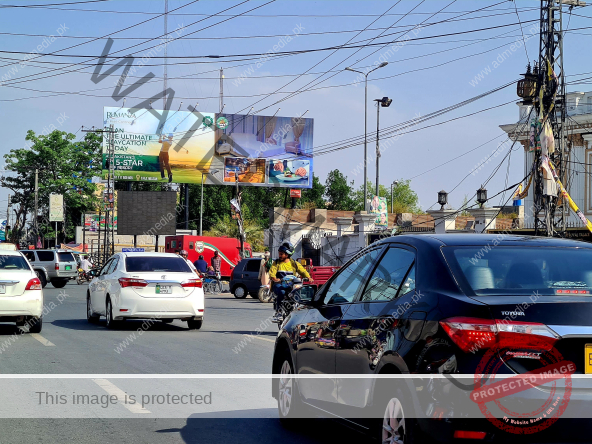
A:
[0, 219, 6, 241]
[49, 194, 64, 222]
[370, 195, 388, 227]
[102, 107, 313, 188]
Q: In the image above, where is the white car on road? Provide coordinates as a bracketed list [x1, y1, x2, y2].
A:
[0, 250, 43, 333]
[87, 252, 204, 330]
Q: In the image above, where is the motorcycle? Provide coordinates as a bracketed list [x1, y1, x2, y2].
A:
[270, 274, 306, 328]
[76, 268, 92, 285]
[258, 283, 272, 303]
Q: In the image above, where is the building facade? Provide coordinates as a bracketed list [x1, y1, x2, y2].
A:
[500, 91, 592, 227]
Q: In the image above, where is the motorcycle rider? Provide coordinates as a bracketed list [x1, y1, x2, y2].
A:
[269, 242, 312, 322]
[80, 255, 92, 274]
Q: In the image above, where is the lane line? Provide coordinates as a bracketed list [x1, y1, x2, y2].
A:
[253, 336, 275, 343]
[30, 334, 55, 346]
[92, 378, 151, 414]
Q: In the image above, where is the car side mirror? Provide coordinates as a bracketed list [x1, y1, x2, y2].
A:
[296, 285, 318, 306]
[88, 269, 98, 277]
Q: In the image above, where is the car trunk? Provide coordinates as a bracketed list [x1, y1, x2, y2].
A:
[0, 270, 33, 297]
[472, 295, 592, 375]
[125, 272, 196, 298]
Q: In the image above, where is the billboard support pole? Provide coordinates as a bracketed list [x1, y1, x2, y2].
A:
[185, 183, 189, 230]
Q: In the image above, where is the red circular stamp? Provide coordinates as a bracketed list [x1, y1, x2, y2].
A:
[470, 340, 575, 434]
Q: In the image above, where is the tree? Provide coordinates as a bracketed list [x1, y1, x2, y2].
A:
[203, 214, 265, 252]
[324, 170, 356, 211]
[352, 179, 421, 213]
[300, 174, 326, 209]
[2, 130, 102, 243]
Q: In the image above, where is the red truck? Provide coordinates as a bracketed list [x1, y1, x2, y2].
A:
[297, 258, 340, 289]
[164, 235, 252, 278]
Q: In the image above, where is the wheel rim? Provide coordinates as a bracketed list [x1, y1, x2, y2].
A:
[106, 301, 111, 325]
[235, 287, 245, 298]
[382, 397, 406, 444]
[278, 360, 293, 417]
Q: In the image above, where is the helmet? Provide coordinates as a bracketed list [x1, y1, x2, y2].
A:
[278, 241, 295, 257]
[180, 250, 188, 256]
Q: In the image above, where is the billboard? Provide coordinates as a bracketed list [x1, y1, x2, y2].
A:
[370, 195, 388, 227]
[102, 107, 313, 188]
[116, 191, 177, 236]
[49, 194, 64, 222]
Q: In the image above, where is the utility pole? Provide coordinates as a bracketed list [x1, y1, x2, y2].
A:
[34, 168, 38, 241]
[163, 0, 168, 111]
[220, 68, 224, 113]
[374, 97, 392, 197]
[6, 194, 10, 241]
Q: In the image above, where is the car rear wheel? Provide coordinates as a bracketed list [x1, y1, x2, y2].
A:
[28, 317, 42, 334]
[87, 294, 100, 323]
[233, 285, 247, 299]
[187, 319, 202, 330]
[51, 278, 68, 288]
[35, 271, 47, 288]
[105, 298, 117, 329]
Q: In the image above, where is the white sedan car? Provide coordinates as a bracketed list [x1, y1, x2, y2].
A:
[0, 250, 43, 333]
[87, 252, 204, 330]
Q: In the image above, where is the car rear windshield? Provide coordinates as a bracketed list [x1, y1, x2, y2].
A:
[125, 256, 192, 273]
[0, 255, 31, 270]
[444, 246, 592, 296]
[58, 252, 75, 262]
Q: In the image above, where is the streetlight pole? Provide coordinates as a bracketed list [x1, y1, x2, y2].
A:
[200, 169, 219, 235]
[391, 180, 399, 213]
[345, 62, 388, 211]
[373, 97, 392, 198]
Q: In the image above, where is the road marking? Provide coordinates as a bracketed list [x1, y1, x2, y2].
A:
[253, 336, 275, 343]
[92, 378, 151, 414]
[30, 334, 55, 346]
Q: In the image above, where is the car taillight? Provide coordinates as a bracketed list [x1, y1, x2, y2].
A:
[55, 263, 59, 270]
[439, 317, 559, 353]
[118, 278, 148, 288]
[25, 278, 42, 291]
[454, 431, 486, 440]
[181, 279, 203, 288]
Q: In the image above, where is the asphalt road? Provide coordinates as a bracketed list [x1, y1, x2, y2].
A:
[0, 282, 367, 444]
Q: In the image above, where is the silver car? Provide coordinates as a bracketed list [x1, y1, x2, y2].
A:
[21, 249, 78, 288]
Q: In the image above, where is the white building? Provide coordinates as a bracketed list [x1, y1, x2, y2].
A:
[500, 91, 592, 227]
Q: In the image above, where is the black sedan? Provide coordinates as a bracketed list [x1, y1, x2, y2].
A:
[272, 234, 592, 443]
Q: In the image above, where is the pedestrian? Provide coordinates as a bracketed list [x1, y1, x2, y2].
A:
[258, 250, 272, 286]
[194, 254, 208, 275]
[179, 250, 198, 274]
[158, 133, 174, 183]
[211, 250, 222, 277]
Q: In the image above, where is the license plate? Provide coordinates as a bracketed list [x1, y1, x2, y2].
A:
[586, 344, 592, 374]
[0, 285, 5, 294]
[155, 285, 172, 294]
[65, 265, 72, 270]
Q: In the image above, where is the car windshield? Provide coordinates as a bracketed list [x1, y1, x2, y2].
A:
[445, 246, 592, 296]
[125, 256, 191, 273]
[0, 255, 31, 270]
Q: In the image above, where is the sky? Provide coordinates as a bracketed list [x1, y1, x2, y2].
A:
[1, 0, 592, 217]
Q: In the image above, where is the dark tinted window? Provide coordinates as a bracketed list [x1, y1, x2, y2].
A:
[323, 249, 382, 305]
[22, 251, 35, 261]
[58, 252, 75, 262]
[361, 248, 415, 302]
[125, 256, 191, 273]
[245, 259, 261, 272]
[446, 246, 592, 296]
[0, 255, 31, 270]
[36, 251, 55, 261]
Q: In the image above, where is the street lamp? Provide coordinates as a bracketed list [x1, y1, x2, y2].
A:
[345, 62, 388, 211]
[200, 169, 220, 235]
[477, 186, 488, 208]
[391, 180, 399, 213]
[373, 96, 392, 197]
[438, 190, 448, 210]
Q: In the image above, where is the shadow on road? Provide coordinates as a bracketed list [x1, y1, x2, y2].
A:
[0, 324, 21, 335]
[51, 318, 188, 332]
[156, 412, 365, 444]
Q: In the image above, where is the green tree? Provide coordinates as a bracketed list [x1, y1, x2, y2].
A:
[324, 170, 356, 211]
[2, 130, 102, 243]
[300, 174, 326, 209]
[203, 214, 265, 252]
[352, 179, 421, 213]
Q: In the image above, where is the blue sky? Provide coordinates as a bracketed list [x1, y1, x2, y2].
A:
[1, 0, 591, 215]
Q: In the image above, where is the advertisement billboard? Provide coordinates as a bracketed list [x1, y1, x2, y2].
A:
[49, 194, 64, 222]
[370, 195, 388, 227]
[102, 107, 313, 188]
